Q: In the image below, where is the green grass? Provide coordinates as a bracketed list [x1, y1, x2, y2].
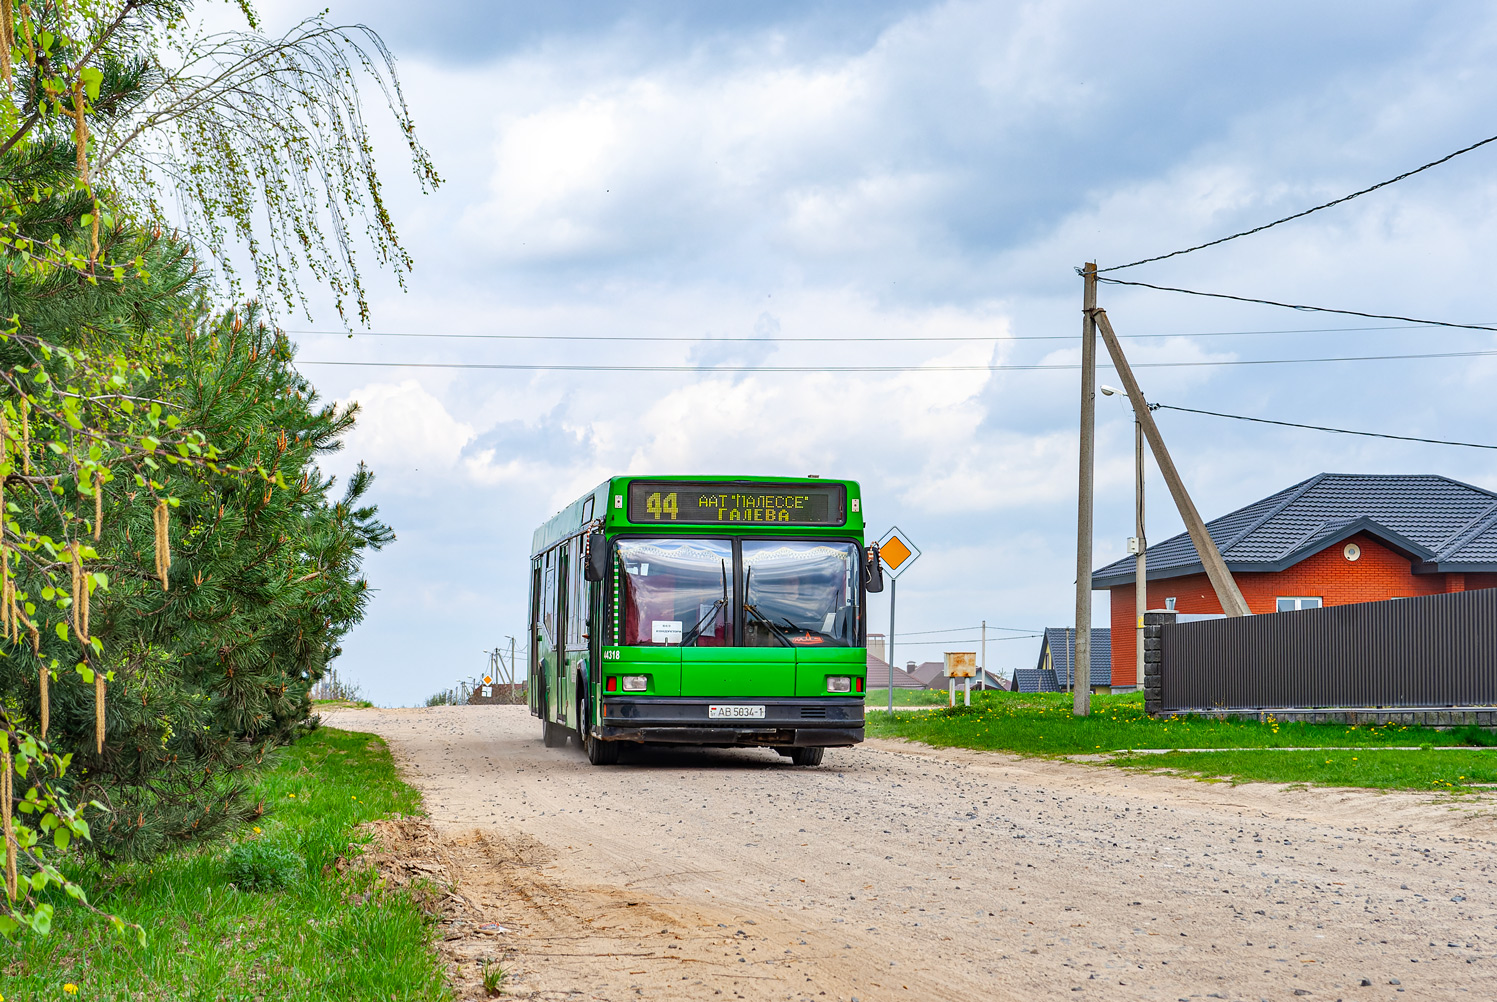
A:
[867, 690, 1497, 791]
[5, 726, 449, 1001]
[863, 687, 955, 706]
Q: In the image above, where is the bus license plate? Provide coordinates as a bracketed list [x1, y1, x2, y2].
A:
[709, 705, 765, 719]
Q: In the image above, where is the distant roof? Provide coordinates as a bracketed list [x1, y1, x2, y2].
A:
[1036, 627, 1111, 687]
[908, 661, 946, 686]
[865, 654, 923, 689]
[1094, 473, 1497, 588]
[1013, 668, 1061, 693]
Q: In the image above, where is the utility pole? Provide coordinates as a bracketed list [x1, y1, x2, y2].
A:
[887, 577, 897, 714]
[1134, 414, 1147, 691]
[508, 636, 518, 684]
[1092, 308, 1250, 617]
[1073, 263, 1097, 716]
[980, 620, 987, 691]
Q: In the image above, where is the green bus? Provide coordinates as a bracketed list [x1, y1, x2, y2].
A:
[528, 476, 883, 766]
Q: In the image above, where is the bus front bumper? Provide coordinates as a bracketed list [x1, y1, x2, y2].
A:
[599, 697, 864, 747]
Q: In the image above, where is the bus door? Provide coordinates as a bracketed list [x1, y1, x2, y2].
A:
[528, 561, 542, 715]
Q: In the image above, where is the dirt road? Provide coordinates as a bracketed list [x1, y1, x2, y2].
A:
[325, 705, 1497, 1001]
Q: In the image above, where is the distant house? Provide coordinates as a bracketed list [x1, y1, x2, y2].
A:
[865, 652, 923, 689]
[1093, 473, 1497, 691]
[1012, 628, 1111, 693]
[907, 661, 946, 688]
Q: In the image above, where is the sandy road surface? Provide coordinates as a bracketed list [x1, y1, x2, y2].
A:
[325, 705, 1497, 1001]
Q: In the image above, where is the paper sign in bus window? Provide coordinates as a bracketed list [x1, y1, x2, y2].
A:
[652, 620, 683, 644]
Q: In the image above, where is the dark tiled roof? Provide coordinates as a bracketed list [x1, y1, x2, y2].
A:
[1013, 668, 1060, 693]
[1094, 473, 1497, 587]
[1036, 627, 1112, 687]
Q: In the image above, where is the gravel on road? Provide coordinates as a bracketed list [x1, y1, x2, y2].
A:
[325, 704, 1497, 1001]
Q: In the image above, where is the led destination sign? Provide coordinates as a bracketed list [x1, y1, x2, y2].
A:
[628, 482, 846, 525]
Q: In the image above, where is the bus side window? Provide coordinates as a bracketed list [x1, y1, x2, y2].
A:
[568, 535, 588, 649]
[542, 549, 558, 647]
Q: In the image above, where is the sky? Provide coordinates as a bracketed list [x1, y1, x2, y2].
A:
[228, 0, 1497, 705]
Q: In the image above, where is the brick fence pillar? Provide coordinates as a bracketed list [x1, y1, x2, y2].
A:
[1142, 610, 1176, 718]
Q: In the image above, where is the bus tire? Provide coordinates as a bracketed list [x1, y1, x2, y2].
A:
[580, 691, 619, 765]
[585, 731, 619, 765]
[789, 747, 824, 767]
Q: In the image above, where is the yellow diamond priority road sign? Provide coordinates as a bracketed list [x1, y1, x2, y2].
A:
[877, 527, 921, 578]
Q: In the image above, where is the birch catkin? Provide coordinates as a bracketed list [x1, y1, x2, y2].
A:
[93, 484, 102, 541]
[154, 501, 170, 591]
[70, 542, 81, 638]
[1, 732, 14, 901]
[18, 398, 27, 475]
[37, 663, 45, 738]
[72, 76, 87, 181]
[1, 545, 9, 642]
[94, 668, 105, 754]
[0, 0, 12, 86]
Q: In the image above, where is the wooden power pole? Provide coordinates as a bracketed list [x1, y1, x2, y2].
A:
[1092, 308, 1250, 618]
[1073, 264, 1098, 716]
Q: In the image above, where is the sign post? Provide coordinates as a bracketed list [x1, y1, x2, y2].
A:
[944, 651, 976, 706]
[877, 527, 921, 714]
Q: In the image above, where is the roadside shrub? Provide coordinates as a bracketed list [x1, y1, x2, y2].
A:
[227, 842, 305, 891]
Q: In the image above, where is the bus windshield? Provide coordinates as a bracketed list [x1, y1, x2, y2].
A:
[743, 540, 860, 648]
[615, 537, 861, 648]
[617, 538, 732, 647]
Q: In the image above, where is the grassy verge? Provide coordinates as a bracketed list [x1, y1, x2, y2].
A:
[867, 690, 1497, 792]
[864, 687, 954, 706]
[7, 726, 449, 1001]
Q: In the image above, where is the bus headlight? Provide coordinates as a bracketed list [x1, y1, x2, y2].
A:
[621, 675, 649, 692]
[826, 676, 852, 693]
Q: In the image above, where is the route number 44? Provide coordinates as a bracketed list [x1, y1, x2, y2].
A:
[646, 492, 679, 520]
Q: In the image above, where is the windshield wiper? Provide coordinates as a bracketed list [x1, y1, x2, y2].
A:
[742, 567, 793, 647]
[681, 560, 729, 646]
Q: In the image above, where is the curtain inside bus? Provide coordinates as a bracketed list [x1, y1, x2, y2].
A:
[742, 540, 859, 648]
[617, 538, 732, 647]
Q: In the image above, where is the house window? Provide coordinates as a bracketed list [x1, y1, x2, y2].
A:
[1276, 596, 1323, 612]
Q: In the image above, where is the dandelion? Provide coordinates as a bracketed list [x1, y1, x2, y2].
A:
[253, 826, 262, 834]
[288, 793, 296, 798]
[64, 987, 79, 996]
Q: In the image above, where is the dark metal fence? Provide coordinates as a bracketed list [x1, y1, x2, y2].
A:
[1157, 588, 1497, 713]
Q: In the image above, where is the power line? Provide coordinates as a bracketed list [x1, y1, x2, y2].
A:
[1094, 275, 1497, 333]
[1154, 403, 1497, 450]
[877, 624, 1041, 637]
[282, 322, 1495, 344]
[1099, 131, 1497, 273]
[295, 348, 1497, 374]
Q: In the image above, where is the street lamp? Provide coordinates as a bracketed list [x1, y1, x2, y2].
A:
[1100, 384, 1146, 692]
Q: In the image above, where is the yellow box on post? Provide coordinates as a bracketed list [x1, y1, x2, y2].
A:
[944, 651, 976, 706]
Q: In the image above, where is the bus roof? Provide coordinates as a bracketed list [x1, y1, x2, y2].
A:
[531, 475, 866, 554]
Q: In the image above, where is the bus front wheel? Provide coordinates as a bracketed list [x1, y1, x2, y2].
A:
[788, 747, 824, 767]
[581, 693, 619, 765]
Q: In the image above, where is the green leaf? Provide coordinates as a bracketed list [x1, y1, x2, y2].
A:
[81, 66, 104, 100]
[54, 621, 67, 641]
[53, 826, 69, 852]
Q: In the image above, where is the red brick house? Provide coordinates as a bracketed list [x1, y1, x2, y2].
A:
[1092, 473, 1497, 690]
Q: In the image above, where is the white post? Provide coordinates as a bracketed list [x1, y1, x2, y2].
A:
[964, 676, 971, 707]
[948, 677, 955, 707]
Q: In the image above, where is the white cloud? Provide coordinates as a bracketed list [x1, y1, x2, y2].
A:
[337, 380, 476, 480]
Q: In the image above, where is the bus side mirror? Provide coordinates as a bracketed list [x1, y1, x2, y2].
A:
[584, 531, 609, 582]
[863, 545, 884, 593]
